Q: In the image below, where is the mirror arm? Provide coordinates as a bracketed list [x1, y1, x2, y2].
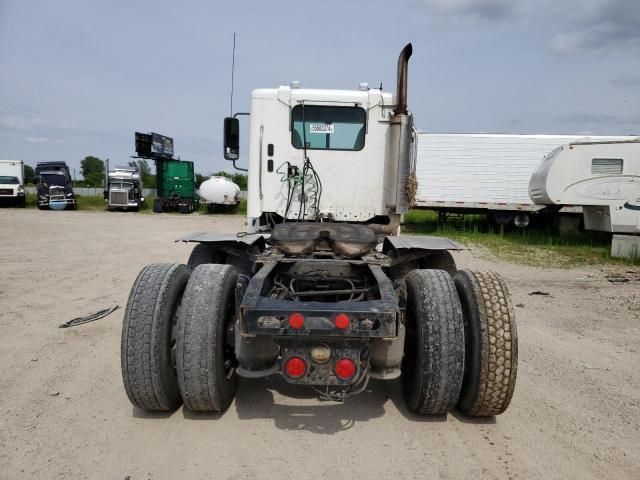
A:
[232, 160, 248, 172]
[229, 112, 249, 171]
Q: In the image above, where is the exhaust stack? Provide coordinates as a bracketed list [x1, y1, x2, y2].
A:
[386, 43, 415, 218]
[395, 43, 412, 115]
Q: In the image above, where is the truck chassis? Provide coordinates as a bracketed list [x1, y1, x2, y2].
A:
[121, 223, 517, 417]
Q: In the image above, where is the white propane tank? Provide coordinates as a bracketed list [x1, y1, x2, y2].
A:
[199, 176, 241, 206]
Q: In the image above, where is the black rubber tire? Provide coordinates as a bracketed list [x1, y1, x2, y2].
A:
[454, 270, 518, 416]
[176, 264, 238, 412]
[153, 198, 164, 213]
[121, 263, 190, 411]
[187, 243, 226, 269]
[420, 251, 457, 275]
[402, 269, 465, 415]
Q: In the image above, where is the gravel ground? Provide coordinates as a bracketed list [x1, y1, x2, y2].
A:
[1, 209, 639, 479]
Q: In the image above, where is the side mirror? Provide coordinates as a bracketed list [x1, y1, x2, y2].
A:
[223, 117, 240, 160]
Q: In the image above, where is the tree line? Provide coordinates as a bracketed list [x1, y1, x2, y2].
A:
[22, 156, 248, 190]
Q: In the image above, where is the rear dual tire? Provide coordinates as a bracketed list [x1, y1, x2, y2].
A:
[121, 263, 190, 411]
[121, 263, 238, 413]
[402, 268, 518, 417]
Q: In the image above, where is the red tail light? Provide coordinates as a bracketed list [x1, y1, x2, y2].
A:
[288, 312, 304, 329]
[335, 313, 350, 330]
[284, 357, 307, 379]
[334, 358, 357, 380]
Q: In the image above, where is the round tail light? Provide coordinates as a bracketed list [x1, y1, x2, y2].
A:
[284, 356, 307, 379]
[334, 358, 357, 380]
[335, 313, 350, 330]
[288, 312, 304, 329]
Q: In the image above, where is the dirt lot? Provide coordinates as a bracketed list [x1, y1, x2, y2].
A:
[1, 209, 639, 479]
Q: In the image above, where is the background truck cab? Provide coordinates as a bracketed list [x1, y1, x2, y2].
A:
[35, 161, 76, 210]
[0, 160, 26, 207]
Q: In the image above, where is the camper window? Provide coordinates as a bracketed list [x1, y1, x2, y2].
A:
[591, 158, 623, 175]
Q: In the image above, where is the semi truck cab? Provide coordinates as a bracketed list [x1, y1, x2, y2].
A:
[35, 161, 76, 210]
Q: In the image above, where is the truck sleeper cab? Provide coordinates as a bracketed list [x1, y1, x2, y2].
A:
[35, 161, 76, 210]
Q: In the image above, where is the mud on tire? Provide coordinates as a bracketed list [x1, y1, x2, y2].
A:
[454, 270, 518, 416]
[121, 263, 190, 411]
[402, 269, 465, 415]
[176, 264, 238, 412]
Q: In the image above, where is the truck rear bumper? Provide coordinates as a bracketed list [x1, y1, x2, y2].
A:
[240, 261, 399, 339]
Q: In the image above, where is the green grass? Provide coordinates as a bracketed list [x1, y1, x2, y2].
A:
[403, 209, 639, 268]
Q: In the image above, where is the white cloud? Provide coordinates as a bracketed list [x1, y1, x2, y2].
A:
[25, 136, 49, 143]
[0, 113, 43, 130]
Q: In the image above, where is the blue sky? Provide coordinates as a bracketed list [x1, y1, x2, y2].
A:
[1, 0, 638, 177]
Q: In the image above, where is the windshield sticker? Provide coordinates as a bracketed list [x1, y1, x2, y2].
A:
[309, 123, 334, 134]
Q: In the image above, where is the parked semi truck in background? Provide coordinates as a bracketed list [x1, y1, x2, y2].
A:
[104, 160, 144, 211]
[134, 132, 198, 213]
[121, 44, 519, 419]
[0, 160, 25, 207]
[35, 161, 76, 210]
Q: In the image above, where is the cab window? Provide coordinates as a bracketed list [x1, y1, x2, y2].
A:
[291, 105, 366, 151]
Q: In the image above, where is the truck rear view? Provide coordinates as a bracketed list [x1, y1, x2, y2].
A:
[120, 44, 519, 419]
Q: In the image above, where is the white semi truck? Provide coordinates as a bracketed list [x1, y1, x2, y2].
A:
[0, 160, 25, 207]
[120, 44, 518, 419]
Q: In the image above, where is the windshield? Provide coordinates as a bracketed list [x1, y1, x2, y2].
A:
[110, 181, 134, 190]
[0, 176, 19, 184]
[291, 105, 366, 151]
[41, 173, 67, 186]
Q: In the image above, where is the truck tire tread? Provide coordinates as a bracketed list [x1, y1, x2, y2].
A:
[177, 264, 238, 412]
[454, 270, 518, 416]
[403, 269, 465, 415]
[121, 263, 190, 411]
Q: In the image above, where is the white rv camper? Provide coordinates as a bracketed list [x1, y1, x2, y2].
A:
[414, 134, 634, 226]
[529, 139, 640, 258]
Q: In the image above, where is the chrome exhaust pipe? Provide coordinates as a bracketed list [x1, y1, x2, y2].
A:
[395, 43, 412, 115]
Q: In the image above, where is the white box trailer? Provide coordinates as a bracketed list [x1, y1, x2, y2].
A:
[0, 159, 25, 207]
[413, 133, 634, 225]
